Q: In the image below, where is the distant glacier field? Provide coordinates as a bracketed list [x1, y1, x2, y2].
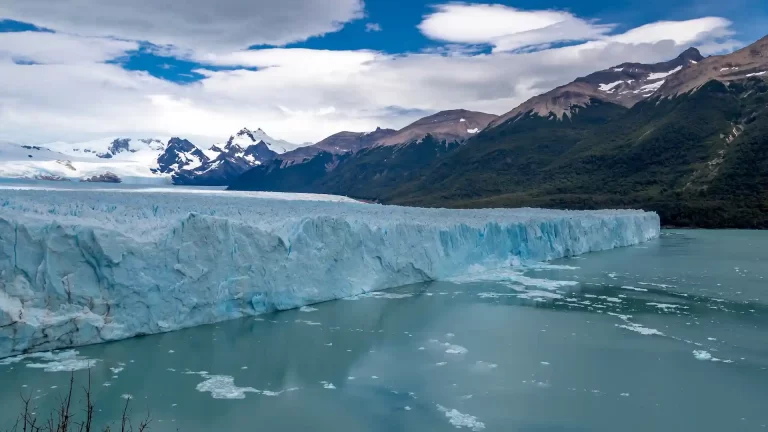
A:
[0, 184, 659, 358]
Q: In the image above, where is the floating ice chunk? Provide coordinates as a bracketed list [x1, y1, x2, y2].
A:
[477, 292, 516, 298]
[404, 406, 412, 410]
[621, 286, 648, 292]
[320, 381, 336, 389]
[121, 394, 133, 400]
[540, 361, 550, 365]
[637, 282, 676, 288]
[451, 268, 577, 291]
[693, 350, 733, 363]
[344, 292, 413, 300]
[18, 350, 99, 372]
[620, 393, 630, 397]
[436, 362, 447, 366]
[299, 306, 318, 312]
[195, 374, 259, 399]
[517, 290, 563, 300]
[437, 405, 485, 431]
[444, 343, 468, 354]
[647, 302, 688, 312]
[617, 323, 663, 336]
[607, 312, 632, 321]
[297, 320, 321, 326]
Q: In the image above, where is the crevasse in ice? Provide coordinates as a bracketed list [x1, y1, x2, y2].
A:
[0, 189, 660, 358]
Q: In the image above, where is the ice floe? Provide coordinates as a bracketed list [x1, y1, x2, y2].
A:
[437, 405, 485, 431]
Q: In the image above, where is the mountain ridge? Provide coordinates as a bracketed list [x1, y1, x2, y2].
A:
[488, 47, 704, 128]
[229, 36, 768, 228]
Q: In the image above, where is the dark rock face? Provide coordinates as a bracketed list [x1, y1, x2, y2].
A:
[153, 137, 210, 175]
[97, 138, 131, 158]
[171, 139, 278, 186]
[80, 172, 122, 183]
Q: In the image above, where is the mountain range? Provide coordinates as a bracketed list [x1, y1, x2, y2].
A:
[229, 35, 768, 228]
[0, 127, 306, 185]
[3, 35, 767, 227]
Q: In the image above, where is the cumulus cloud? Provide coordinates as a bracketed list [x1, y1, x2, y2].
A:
[0, 31, 138, 63]
[418, 3, 615, 52]
[365, 23, 383, 32]
[0, 12, 742, 146]
[0, 0, 364, 51]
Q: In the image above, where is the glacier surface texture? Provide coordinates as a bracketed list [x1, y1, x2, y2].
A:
[0, 189, 660, 358]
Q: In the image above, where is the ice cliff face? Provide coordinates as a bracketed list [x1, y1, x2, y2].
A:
[0, 189, 660, 358]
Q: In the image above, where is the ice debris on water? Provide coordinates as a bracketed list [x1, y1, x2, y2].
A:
[609, 312, 663, 336]
[437, 405, 485, 431]
[444, 343, 468, 355]
[0, 189, 658, 357]
[0, 350, 99, 372]
[693, 350, 733, 363]
[194, 373, 259, 399]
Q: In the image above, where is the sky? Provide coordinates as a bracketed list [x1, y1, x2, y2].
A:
[0, 0, 765, 146]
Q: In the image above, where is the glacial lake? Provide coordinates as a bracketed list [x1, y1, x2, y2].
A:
[1, 230, 767, 431]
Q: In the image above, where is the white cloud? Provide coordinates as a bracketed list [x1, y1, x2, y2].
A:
[608, 17, 734, 47]
[189, 48, 379, 72]
[418, 3, 614, 52]
[0, 16, 741, 146]
[0, 31, 137, 64]
[365, 23, 383, 32]
[0, 0, 364, 51]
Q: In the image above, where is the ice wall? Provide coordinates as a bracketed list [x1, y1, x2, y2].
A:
[0, 189, 660, 358]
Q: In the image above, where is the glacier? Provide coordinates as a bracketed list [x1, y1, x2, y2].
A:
[0, 188, 659, 358]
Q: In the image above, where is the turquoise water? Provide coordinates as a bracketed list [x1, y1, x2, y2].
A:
[1, 230, 767, 431]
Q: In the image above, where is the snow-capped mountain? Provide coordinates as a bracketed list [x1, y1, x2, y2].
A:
[489, 48, 705, 127]
[657, 35, 768, 97]
[219, 127, 305, 155]
[0, 128, 305, 185]
[153, 137, 209, 174]
[171, 128, 305, 185]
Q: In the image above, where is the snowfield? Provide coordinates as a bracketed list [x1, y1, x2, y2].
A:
[0, 188, 659, 357]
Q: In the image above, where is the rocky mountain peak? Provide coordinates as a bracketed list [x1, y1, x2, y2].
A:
[657, 36, 768, 98]
[374, 109, 497, 146]
[676, 47, 705, 63]
[489, 47, 706, 128]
